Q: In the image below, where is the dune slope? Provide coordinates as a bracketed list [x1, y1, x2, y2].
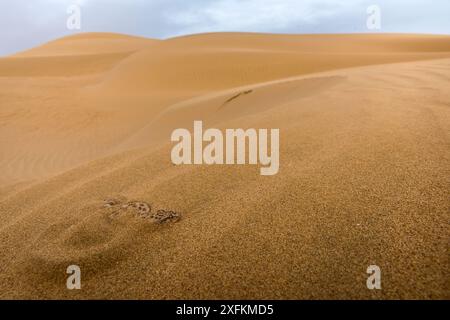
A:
[0, 33, 449, 299]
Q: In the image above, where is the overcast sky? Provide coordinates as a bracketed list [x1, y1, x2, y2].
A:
[1, 0, 449, 56]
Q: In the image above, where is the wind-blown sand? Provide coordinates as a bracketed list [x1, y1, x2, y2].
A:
[0, 33, 449, 299]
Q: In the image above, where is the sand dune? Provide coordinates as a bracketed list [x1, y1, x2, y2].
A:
[13, 32, 157, 57]
[0, 33, 449, 299]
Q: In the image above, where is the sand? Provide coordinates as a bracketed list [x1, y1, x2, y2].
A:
[0, 32, 449, 299]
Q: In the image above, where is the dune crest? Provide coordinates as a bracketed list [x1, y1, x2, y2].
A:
[12, 32, 157, 57]
[1, 33, 450, 186]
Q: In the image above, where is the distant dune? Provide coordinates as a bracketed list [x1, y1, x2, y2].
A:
[0, 33, 449, 299]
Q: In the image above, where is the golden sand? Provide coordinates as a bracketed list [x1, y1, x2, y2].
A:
[0, 33, 449, 299]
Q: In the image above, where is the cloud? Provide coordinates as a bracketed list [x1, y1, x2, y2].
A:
[0, 0, 449, 56]
[165, 0, 363, 35]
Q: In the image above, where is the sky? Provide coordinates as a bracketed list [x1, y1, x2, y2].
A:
[1, 0, 449, 56]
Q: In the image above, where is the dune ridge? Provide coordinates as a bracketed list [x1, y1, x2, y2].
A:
[0, 32, 449, 299]
[2, 32, 450, 186]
